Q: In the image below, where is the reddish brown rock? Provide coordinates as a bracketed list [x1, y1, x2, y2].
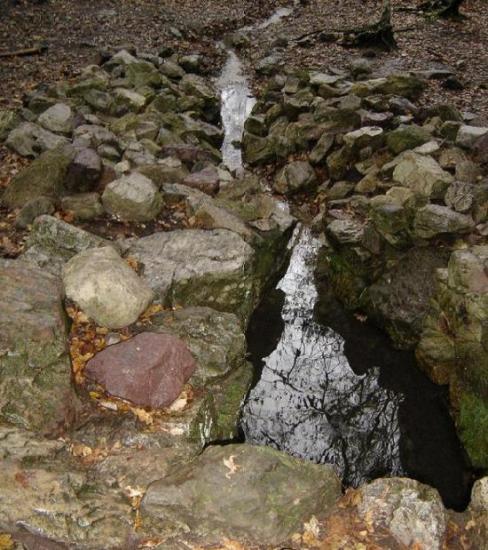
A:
[183, 166, 219, 195]
[85, 332, 197, 408]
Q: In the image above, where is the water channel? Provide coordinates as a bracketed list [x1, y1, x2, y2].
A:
[215, 2, 473, 511]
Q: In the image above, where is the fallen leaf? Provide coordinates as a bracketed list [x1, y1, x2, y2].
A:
[223, 455, 240, 479]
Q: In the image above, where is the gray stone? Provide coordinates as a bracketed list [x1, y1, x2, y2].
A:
[142, 444, 341, 545]
[23, 215, 111, 273]
[456, 125, 488, 149]
[357, 478, 447, 550]
[126, 229, 255, 322]
[62, 246, 154, 329]
[393, 151, 453, 199]
[470, 477, 488, 512]
[274, 160, 317, 195]
[0, 109, 20, 141]
[343, 126, 384, 150]
[6, 122, 69, 157]
[326, 218, 364, 244]
[0, 260, 79, 433]
[102, 172, 163, 222]
[38, 103, 74, 135]
[60, 193, 104, 220]
[413, 204, 475, 239]
[444, 181, 475, 213]
[309, 132, 334, 164]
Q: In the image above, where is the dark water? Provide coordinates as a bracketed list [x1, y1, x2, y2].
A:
[242, 227, 473, 511]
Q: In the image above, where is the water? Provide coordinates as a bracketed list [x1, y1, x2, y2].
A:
[215, 2, 473, 511]
[241, 227, 404, 487]
[216, 50, 256, 173]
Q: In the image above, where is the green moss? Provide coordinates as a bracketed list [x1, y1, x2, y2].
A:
[459, 392, 488, 469]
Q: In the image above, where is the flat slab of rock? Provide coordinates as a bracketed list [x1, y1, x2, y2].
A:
[413, 204, 475, 239]
[0, 260, 78, 433]
[126, 229, 255, 321]
[142, 443, 341, 544]
[62, 246, 154, 328]
[85, 332, 197, 408]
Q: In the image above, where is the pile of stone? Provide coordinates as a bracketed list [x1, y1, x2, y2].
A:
[242, 62, 488, 470]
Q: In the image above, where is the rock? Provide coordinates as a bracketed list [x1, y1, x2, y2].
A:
[102, 172, 163, 222]
[138, 158, 189, 186]
[370, 196, 410, 248]
[60, 193, 104, 220]
[113, 87, 147, 112]
[256, 53, 283, 76]
[386, 124, 431, 154]
[126, 61, 163, 88]
[456, 125, 488, 149]
[151, 306, 246, 386]
[274, 160, 317, 195]
[37, 103, 74, 135]
[0, 460, 132, 547]
[141, 444, 341, 544]
[183, 165, 220, 195]
[160, 60, 186, 79]
[357, 478, 447, 550]
[23, 214, 110, 273]
[242, 132, 287, 165]
[326, 219, 364, 245]
[73, 124, 118, 149]
[352, 73, 425, 100]
[444, 181, 475, 213]
[456, 160, 482, 183]
[126, 229, 255, 322]
[393, 151, 453, 199]
[65, 148, 102, 192]
[327, 180, 354, 200]
[343, 126, 384, 150]
[85, 332, 197, 408]
[2, 147, 74, 208]
[0, 109, 20, 141]
[470, 477, 488, 512]
[327, 146, 353, 180]
[6, 122, 69, 157]
[413, 204, 475, 239]
[349, 57, 373, 78]
[309, 132, 334, 164]
[179, 54, 202, 73]
[0, 260, 79, 433]
[15, 196, 55, 228]
[365, 247, 450, 348]
[62, 246, 154, 328]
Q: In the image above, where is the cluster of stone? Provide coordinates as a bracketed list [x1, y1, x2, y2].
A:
[242, 64, 488, 468]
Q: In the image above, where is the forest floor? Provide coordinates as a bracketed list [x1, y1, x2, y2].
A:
[0, 0, 487, 114]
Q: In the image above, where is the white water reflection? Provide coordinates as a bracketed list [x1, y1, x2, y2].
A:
[216, 50, 256, 173]
[242, 227, 404, 486]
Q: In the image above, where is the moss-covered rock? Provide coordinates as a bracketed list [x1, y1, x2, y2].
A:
[2, 147, 74, 208]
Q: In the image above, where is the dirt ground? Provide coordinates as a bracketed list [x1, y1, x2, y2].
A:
[0, 0, 282, 107]
[0, 0, 487, 113]
[244, 0, 488, 116]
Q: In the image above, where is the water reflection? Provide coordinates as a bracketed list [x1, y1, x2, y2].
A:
[242, 227, 403, 486]
[216, 50, 256, 174]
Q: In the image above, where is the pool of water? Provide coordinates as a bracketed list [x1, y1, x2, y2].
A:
[242, 227, 473, 510]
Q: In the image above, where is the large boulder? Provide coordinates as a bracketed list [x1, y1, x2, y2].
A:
[141, 444, 341, 544]
[126, 229, 256, 322]
[62, 246, 154, 328]
[393, 152, 453, 199]
[0, 260, 79, 433]
[456, 125, 488, 149]
[2, 146, 74, 208]
[102, 172, 163, 222]
[417, 245, 488, 467]
[386, 124, 431, 154]
[85, 332, 197, 408]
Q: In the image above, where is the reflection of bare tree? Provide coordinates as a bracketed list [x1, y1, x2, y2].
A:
[242, 228, 403, 487]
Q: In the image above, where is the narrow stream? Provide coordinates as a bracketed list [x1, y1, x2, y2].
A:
[216, 3, 473, 511]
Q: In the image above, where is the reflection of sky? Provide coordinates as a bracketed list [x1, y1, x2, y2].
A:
[217, 50, 256, 174]
[242, 227, 404, 486]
